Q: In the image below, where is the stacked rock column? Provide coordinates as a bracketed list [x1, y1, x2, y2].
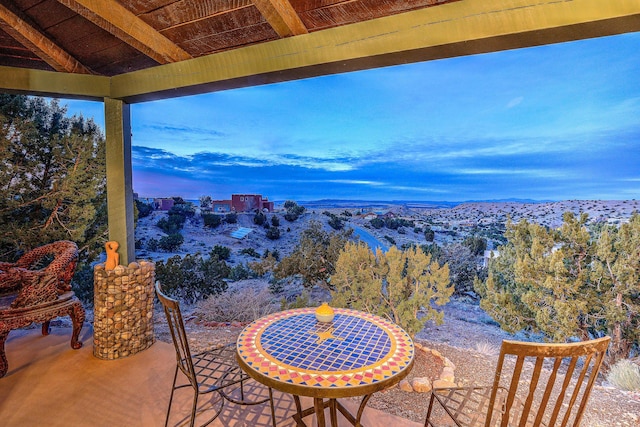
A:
[93, 261, 155, 360]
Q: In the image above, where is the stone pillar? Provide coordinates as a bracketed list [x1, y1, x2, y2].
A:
[93, 260, 155, 360]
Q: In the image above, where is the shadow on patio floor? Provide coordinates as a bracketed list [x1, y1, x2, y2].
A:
[0, 325, 420, 427]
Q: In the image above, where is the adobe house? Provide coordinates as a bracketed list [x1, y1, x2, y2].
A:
[232, 194, 274, 212]
[0, 0, 638, 265]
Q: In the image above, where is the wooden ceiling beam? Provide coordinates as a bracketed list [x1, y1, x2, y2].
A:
[0, 3, 92, 74]
[0, 65, 109, 100]
[252, 0, 308, 37]
[57, 0, 192, 64]
[111, 0, 640, 103]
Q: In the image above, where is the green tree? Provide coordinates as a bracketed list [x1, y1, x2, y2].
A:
[254, 211, 266, 225]
[209, 245, 231, 260]
[592, 213, 640, 362]
[424, 227, 435, 242]
[275, 220, 351, 290]
[158, 233, 184, 251]
[266, 226, 281, 240]
[463, 235, 487, 255]
[203, 213, 222, 228]
[155, 253, 229, 303]
[330, 242, 452, 336]
[441, 243, 481, 296]
[0, 95, 106, 262]
[476, 212, 640, 364]
[283, 200, 305, 222]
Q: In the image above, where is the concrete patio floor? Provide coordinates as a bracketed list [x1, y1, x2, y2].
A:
[0, 324, 421, 427]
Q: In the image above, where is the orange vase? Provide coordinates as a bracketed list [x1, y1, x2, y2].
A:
[315, 302, 335, 323]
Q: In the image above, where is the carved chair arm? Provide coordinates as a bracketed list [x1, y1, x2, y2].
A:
[8, 270, 59, 309]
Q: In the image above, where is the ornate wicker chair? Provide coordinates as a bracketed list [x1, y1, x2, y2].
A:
[424, 337, 610, 427]
[0, 241, 85, 378]
[155, 281, 275, 427]
[0, 271, 85, 377]
[0, 240, 79, 294]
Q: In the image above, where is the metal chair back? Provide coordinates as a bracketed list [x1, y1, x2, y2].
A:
[155, 281, 197, 387]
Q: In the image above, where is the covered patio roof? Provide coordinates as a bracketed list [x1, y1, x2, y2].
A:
[1, 0, 639, 262]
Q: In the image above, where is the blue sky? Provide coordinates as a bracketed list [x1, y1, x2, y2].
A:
[65, 32, 640, 202]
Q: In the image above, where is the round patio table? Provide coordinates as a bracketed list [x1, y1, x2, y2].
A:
[236, 307, 415, 427]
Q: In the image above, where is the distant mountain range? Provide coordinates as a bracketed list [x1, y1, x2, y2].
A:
[286, 198, 554, 209]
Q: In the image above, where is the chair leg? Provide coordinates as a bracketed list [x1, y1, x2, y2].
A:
[424, 393, 436, 427]
[190, 391, 199, 427]
[166, 365, 179, 427]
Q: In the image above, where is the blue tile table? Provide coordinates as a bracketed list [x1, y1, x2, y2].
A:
[236, 307, 415, 427]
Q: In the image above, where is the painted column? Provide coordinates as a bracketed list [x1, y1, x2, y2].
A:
[104, 98, 135, 265]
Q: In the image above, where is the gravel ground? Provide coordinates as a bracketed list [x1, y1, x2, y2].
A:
[153, 298, 640, 427]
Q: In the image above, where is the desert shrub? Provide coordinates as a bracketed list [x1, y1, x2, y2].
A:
[253, 211, 266, 225]
[271, 215, 280, 227]
[229, 263, 256, 281]
[463, 235, 487, 255]
[477, 212, 640, 365]
[146, 238, 159, 251]
[157, 214, 185, 234]
[474, 340, 500, 356]
[606, 359, 640, 391]
[328, 215, 344, 230]
[158, 233, 184, 251]
[283, 200, 305, 222]
[209, 245, 231, 260]
[240, 248, 261, 258]
[168, 203, 195, 218]
[331, 242, 452, 337]
[280, 292, 311, 310]
[195, 284, 279, 323]
[383, 235, 395, 245]
[155, 254, 229, 303]
[342, 210, 352, 217]
[135, 200, 154, 218]
[275, 221, 352, 290]
[224, 212, 237, 223]
[263, 249, 280, 261]
[440, 243, 481, 296]
[266, 226, 281, 240]
[249, 252, 278, 276]
[370, 218, 384, 229]
[203, 213, 222, 228]
[424, 227, 435, 242]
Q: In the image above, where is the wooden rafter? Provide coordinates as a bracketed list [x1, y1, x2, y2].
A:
[0, 3, 91, 74]
[57, 0, 192, 64]
[252, 0, 308, 37]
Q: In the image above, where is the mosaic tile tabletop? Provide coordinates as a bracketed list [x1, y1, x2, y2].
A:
[237, 307, 414, 395]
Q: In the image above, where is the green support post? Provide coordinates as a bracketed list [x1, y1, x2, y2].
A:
[104, 98, 135, 265]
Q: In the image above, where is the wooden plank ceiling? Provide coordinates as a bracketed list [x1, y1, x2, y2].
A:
[0, 0, 454, 77]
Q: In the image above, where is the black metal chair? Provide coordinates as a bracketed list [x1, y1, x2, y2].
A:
[155, 281, 276, 427]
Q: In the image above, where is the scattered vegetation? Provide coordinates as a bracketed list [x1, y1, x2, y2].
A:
[209, 245, 231, 260]
[155, 253, 230, 303]
[203, 213, 222, 228]
[195, 284, 278, 323]
[330, 242, 453, 337]
[158, 233, 184, 251]
[283, 200, 306, 222]
[275, 220, 351, 290]
[476, 212, 640, 365]
[606, 359, 640, 392]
